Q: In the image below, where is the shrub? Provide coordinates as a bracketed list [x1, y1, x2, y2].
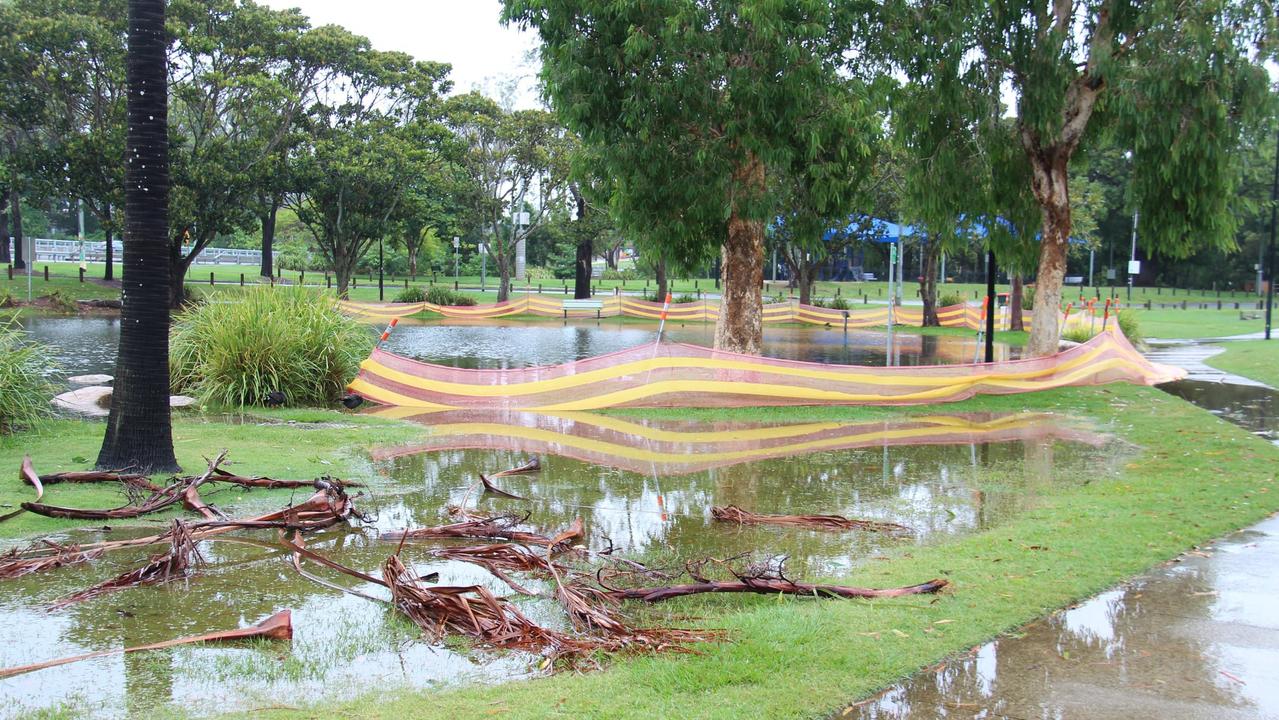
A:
[524, 265, 555, 280]
[818, 296, 850, 310]
[170, 287, 372, 408]
[425, 286, 477, 306]
[0, 290, 15, 308]
[1022, 287, 1035, 310]
[1116, 309, 1144, 349]
[395, 286, 427, 303]
[1061, 326, 1096, 344]
[46, 290, 78, 314]
[938, 292, 964, 308]
[673, 294, 698, 304]
[0, 315, 59, 434]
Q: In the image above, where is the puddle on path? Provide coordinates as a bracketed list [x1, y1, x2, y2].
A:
[0, 412, 1116, 719]
[841, 515, 1279, 720]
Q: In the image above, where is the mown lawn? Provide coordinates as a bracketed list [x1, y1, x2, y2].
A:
[1204, 339, 1279, 386]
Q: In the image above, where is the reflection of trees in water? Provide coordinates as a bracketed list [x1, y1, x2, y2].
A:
[851, 559, 1251, 718]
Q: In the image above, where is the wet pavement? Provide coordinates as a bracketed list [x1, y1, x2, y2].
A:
[843, 514, 1279, 720]
[1144, 342, 1267, 387]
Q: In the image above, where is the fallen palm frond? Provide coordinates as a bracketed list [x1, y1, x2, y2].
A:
[33, 469, 162, 493]
[0, 610, 292, 680]
[0, 456, 44, 523]
[2, 481, 359, 579]
[489, 456, 541, 478]
[210, 467, 362, 489]
[20, 451, 230, 522]
[48, 520, 202, 609]
[0, 541, 103, 579]
[479, 473, 526, 500]
[381, 513, 561, 547]
[711, 505, 913, 534]
[602, 555, 946, 603]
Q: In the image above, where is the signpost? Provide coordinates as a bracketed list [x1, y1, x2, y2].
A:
[886, 241, 896, 367]
[479, 241, 488, 293]
[453, 236, 459, 280]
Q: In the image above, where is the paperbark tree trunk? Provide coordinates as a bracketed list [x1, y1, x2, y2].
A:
[919, 240, 941, 326]
[654, 256, 668, 301]
[715, 153, 765, 355]
[97, 0, 180, 473]
[1010, 274, 1025, 331]
[572, 187, 592, 299]
[169, 244, 195, 309]
[1026, 153, 1072, 356]
[259, 200, 277, 278]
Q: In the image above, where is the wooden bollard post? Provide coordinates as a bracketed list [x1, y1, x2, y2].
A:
[325, 274, 331, 289]
[79, 267, 85, 283]
[454, 280, 459, 291]
[209, 271, 215, 286]
[240, 273, 244, 286]
[300, 270, 305, 285]
[6, 266, 11, 280]
[404, 278, 409, 289]
[44, 266, 50, 281]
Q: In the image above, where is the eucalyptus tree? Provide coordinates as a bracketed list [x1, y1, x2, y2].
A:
[503, 0, 882, 353]
[163, 0, 319, 306]
[288, 52, 453, 297]
[449, 94, 573, 302]
[96, 0, 179, 473]
[886, 0, 1273, 354]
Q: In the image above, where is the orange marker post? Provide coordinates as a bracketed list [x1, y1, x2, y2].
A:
[1102, 298, 1113, 331]
[377, 317, 399, 346]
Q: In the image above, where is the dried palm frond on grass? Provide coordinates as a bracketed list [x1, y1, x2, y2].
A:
[711, 505, 913, 534]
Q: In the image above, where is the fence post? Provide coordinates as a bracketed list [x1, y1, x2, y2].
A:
[79, 267, 85, 283]
[44, 266, 49, 281]
[300, 271, 305, 285]
[325, 274, 331, 289]
[6, 266, 11, 280]
[454, 280, 459, 291]
[404, 278, 409, 289]
[1145, 300, 1151, 310]
[209, 271, 215, 286]
[240, 273, 244, 286]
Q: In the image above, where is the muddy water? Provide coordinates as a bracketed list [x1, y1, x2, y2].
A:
[0, 413, 1117, 719]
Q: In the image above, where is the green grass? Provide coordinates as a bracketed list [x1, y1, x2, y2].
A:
[127, 383, 1273, 720]
[0, 408, 423, 542]
[1132, 308, 1265, 339]
[1203, 340, 1279, 386]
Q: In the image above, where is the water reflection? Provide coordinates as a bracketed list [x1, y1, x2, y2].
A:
[0, 413, 1117, 719]
[17, 316, 119, 378]
[1159, 379, 1279, 445]
[845, 516, 1279, 719]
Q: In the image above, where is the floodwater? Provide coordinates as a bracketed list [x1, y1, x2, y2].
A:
[383, 319, 1017, 369]
[20, 317, 1016, 380]
[1159, 379, 1279, 446]
[841, 514, 1279, 720]
[0, 412, 1119, 719]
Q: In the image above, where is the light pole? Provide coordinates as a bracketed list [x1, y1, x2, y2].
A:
[1128, 209, 1138, 302]
[378, 237, 384, 301]
[1266, 121, 1278, 339]
[453, 236, 459, 280]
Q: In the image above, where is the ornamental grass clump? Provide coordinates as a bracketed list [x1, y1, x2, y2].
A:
[0, 315, 59, 434]
[171, 287, 373, 408]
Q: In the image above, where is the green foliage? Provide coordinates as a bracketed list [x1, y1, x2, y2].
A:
[1116, 309, 1143, 349]
[524, 265, 556, 280]
[425, 286, 477, 307]
[0, 315, 58, 434]
[938, 292, 964, 308]
[672, 294, 698, 304]
[1022, 287, 1036, 311]
[44, 290, 77, 314]
[170, 287, 371, 408]
[601, 268, 642, 282]
[1061, 326, 1096, 344]
[394, 286, 427, 303]
[813, 296, 850, 310]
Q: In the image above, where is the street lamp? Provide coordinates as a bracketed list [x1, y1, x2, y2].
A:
[1124, 150, 1138, 302]
[453, 236, 459, 280]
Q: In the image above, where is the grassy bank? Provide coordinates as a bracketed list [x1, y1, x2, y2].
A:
[149, 383, 1279, 720]
[1134, 308, 1266, 339]
[1203, 340, 1279, 386]
[0, 409, 422, 542]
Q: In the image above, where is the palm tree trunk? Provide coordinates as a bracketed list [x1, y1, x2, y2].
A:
[97, 0, 179, 473]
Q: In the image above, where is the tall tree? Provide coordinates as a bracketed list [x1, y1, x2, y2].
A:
[97, 0, 179, 472]
[504, 0, 880, 354]
[887, 0, 1273, 354]
[450, 95, 572, 302]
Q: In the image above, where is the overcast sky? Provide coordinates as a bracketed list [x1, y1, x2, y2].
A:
[258, 0, 544, 108]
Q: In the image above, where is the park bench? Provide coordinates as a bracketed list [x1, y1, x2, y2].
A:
[1240, 311, 1262, 320]
[562, 298, 604, 319]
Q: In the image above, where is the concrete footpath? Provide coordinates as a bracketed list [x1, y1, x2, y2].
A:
[844, 514, 1279, 719]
